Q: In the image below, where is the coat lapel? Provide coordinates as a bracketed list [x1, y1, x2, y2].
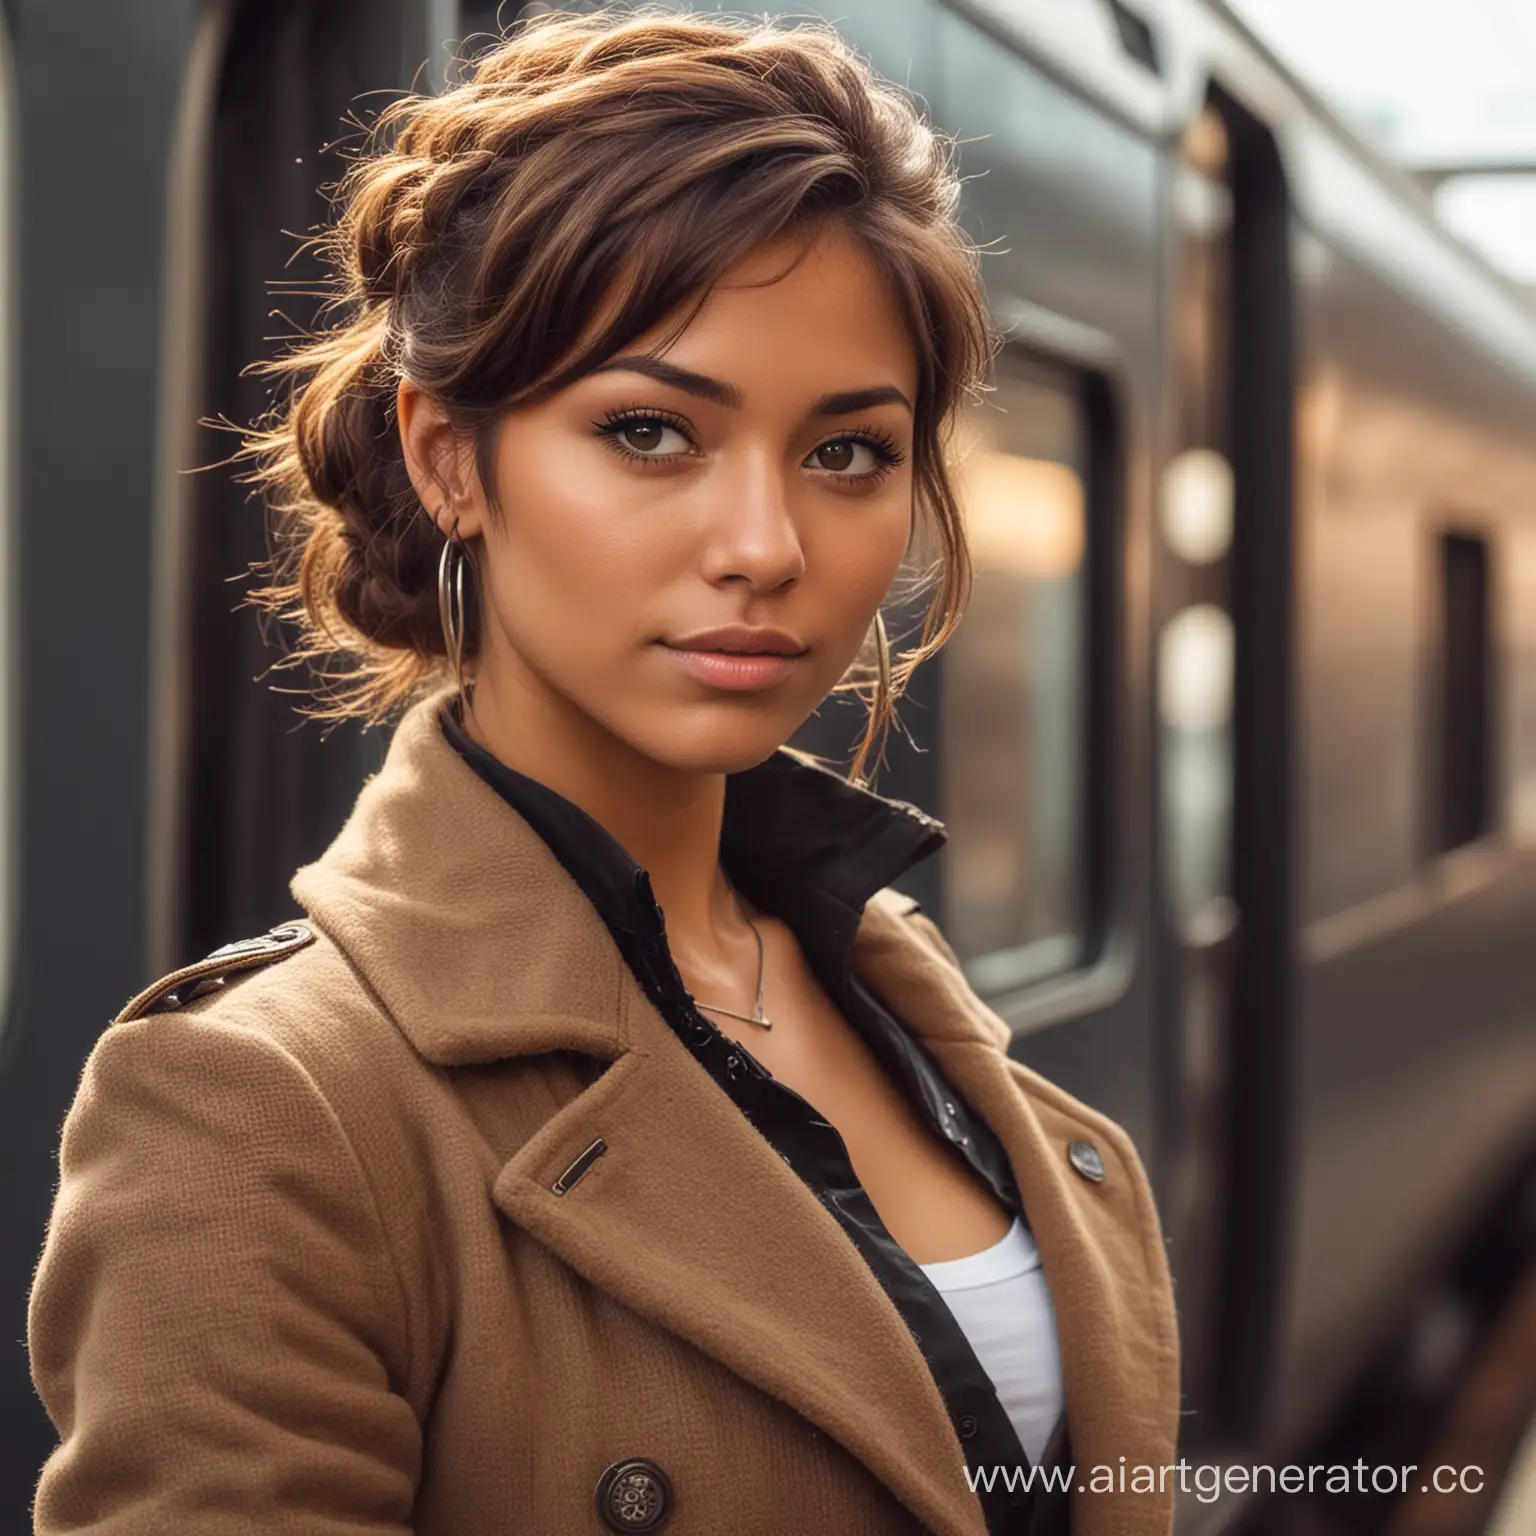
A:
[851, 898, 1182, 1536]
[490, 964, 989, 1536]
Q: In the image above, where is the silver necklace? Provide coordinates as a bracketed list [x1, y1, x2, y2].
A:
[690, 884, 773, 1030]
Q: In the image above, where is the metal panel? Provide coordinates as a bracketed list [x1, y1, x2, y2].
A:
[1282, 142, 1536, 1459]
[0, 0, 202, 1518]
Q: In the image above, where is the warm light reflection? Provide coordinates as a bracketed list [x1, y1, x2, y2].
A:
[1184, 104, 1229, 178]
[940, 362, 1088, 982]
[1160, 604, 1235, 734]
[953, 446, 1085, 580]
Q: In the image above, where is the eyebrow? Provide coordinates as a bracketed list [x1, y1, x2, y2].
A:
[589, 354, 913, 417]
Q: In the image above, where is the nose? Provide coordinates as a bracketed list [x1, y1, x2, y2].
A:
[700, 448, 806, 592]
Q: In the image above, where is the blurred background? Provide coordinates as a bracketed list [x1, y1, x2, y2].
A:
[0, 2, 1532, 1532]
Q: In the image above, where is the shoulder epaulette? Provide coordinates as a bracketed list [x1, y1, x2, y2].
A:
[115, 920, 316, 1022]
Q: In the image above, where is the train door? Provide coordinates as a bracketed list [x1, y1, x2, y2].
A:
[1157, 86, 1296, 1447]
[150, 0, 486, 973]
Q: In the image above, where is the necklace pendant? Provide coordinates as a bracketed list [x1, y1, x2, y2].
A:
[694, 1000, 773, 1030]
[687, 882, 773, 1030]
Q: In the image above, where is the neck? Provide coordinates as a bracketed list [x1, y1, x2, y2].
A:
[460, 662, 752, 972]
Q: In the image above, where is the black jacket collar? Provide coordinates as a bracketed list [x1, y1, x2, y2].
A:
[437, 705, 946, 997]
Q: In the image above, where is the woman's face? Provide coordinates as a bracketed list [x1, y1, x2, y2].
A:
[421, 224, 919, 776]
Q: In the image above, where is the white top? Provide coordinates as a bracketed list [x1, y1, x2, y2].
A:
[918, 1215, 1065, 1467]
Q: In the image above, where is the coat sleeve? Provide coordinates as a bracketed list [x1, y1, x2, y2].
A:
[27, 1012, 421, 1534]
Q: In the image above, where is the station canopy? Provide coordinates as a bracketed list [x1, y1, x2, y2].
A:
[1226, 0, 1536, 291]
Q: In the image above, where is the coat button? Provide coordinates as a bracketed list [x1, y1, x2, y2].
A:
[1067, 1139, 1105, 1182]
[595, 1458, 673, 1531]
[957, 1413, 979, 1440]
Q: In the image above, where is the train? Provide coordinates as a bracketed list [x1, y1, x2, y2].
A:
[1, 1, 1532, 1530]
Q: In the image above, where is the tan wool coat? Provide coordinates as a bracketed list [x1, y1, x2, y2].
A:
[29, 689, 1181, 1536]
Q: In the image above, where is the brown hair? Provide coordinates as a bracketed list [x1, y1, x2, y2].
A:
[238, 4, 998, 785]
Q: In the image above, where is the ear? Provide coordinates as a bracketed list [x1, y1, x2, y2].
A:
[396, 379, 486, 540]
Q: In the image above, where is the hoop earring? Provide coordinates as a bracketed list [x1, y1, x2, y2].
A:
[871, 607, 892, 721]
[436, 513, 473, 718]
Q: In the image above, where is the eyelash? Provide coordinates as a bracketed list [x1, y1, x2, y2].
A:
[591, 404, 908, 485]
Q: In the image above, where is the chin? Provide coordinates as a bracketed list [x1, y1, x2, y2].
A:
[630, 717, 796, 778]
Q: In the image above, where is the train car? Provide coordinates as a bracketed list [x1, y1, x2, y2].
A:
[1, 1, 1532, 1529]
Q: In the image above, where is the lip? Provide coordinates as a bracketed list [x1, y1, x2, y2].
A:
[664, 623, 808, 657]
[657, 644, 803, 692]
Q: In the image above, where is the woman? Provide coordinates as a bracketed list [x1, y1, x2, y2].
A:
[29, 9, 1178, 1534]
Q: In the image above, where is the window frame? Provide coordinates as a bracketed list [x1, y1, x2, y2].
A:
[933, 333, 1121, 1004]
[1426, 521, 1500, 860]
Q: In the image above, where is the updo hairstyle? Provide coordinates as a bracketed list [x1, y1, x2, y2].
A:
[238, 4, 999, 784]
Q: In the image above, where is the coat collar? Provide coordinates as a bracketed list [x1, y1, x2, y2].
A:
[291, 687, 952, 1068]
[291, 687, 1167, 1536]
[435, 695, 949, 1008]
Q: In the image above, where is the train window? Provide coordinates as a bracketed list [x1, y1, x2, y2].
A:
[1431, 530, 1495, 855]
[939, 350, 1091, 994]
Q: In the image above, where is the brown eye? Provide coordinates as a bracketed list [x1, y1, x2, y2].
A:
[594, 411, 693, 462]
[815, 440, 856, 472]
[621, 422, 665, 453]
